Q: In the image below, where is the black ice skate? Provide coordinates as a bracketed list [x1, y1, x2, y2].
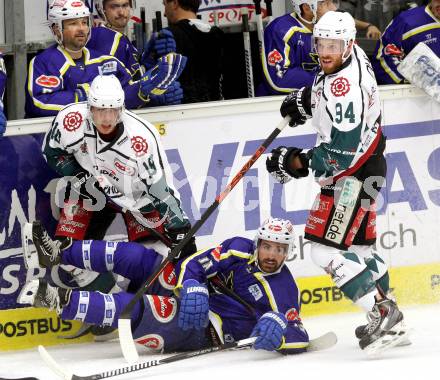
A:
[17, 279, 71, 313]
[359, 298, 409, 355]
[22, 221, 72, 269]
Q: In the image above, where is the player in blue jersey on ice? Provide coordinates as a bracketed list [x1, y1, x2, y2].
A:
[19, 217, 309, 354]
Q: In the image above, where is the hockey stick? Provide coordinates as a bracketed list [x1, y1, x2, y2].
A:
[241, 8, 255, 98]
[0, 378, 39, 380]
[155, 11, 163, 32]
[118, 116, 292, 363]
[39, 337, 257, 380]
[39, 332, 336, 380]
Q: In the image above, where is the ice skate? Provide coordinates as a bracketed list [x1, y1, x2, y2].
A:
[22, 221, 71, 269]
[359, 298, 409, 355]
[17, 279, 71, 313]
[355, 322, 411, 347]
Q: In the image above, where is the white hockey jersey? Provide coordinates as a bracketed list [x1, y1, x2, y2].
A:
[309, 44, 382, 181]
[43, 103, 188, 229]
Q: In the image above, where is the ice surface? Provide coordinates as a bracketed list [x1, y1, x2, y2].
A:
[1, 304, 439, 380]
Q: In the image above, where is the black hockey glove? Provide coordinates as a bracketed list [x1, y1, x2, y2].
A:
[266, 146, 310, 184]
[166, 225, 197, 262]
[280, 87, 312, 126]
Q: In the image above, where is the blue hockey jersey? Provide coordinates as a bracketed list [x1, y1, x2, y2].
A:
[87, 25, 141, 79]
[257, 12, 319, 96]
[175, 237, 309, 354]
[25, 44, 147, 118]
[371, 5, 440, 84]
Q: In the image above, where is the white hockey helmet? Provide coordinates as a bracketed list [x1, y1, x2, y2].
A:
[313, 11, 356, 60]
[88, 74, 125, 108]
[48, 0, 92, 46]
[254, 217, 296, 270]
[95, 0, 133, 23]
[291, 0, 319, 23]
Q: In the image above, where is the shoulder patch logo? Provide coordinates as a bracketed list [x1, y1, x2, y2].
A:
[267, 49, 283, 66]
[36, 75, 61, 88]
[63, 111, 83, 132]
[131, 136, 148, 157]
[331, 77, 350, 97]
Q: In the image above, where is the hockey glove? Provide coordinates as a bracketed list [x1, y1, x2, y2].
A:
[140, 30, 177, 70]
[280, 87, 312, 126]
[266, 146, 310, 184]
[165, 224, 197, 261]
[178, 279, 209, 331]
[155, 29, 176, 56]
[75, 83, 90, 102]
[0, 107, 6, 138]
[251, 311, 288, 351]
[149, 81, 184, 106]
[140, 53, 187, 98]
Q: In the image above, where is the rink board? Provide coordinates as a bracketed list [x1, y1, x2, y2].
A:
[1, 85, 439, 350]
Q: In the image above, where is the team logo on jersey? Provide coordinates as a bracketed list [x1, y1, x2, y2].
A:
[114, 158, 136, 176]
[285, 307, 301, 322]
[248, 284, 263, 301]
[384, 44, 403, 57]
[63, 111, 83, 132]
[267, 49, 283, 66]
[131, 136, 148, 157]
[210, 245, 222, 262]
[71, 1, 84, 7]
[80, 142, 88, 154]
[98, 61, 118, 75]
[36, 75, 61, 88]
[135, 334, 164, 350]
[158, 262, 176, 290]
[330, 77, 350, 97]
[147, 295, 177, 323]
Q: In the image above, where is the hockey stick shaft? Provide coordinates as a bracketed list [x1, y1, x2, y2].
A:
[155, 11, 163, 32]
[39, 338, 257, 380]
[118, 116, 291, 362]
[241, 9, 255, 98]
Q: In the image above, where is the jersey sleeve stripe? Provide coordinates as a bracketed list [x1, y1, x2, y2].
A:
[110, 32, 123, 56]
[402, 23, 440, 40]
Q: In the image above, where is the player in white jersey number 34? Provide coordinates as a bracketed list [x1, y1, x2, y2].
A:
[266, 11, 409, 355]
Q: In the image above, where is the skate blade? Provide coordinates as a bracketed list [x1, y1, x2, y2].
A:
[365, 326, 411, 357]
[17, 279, 39, 305]
[21, 223, 39, 270]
